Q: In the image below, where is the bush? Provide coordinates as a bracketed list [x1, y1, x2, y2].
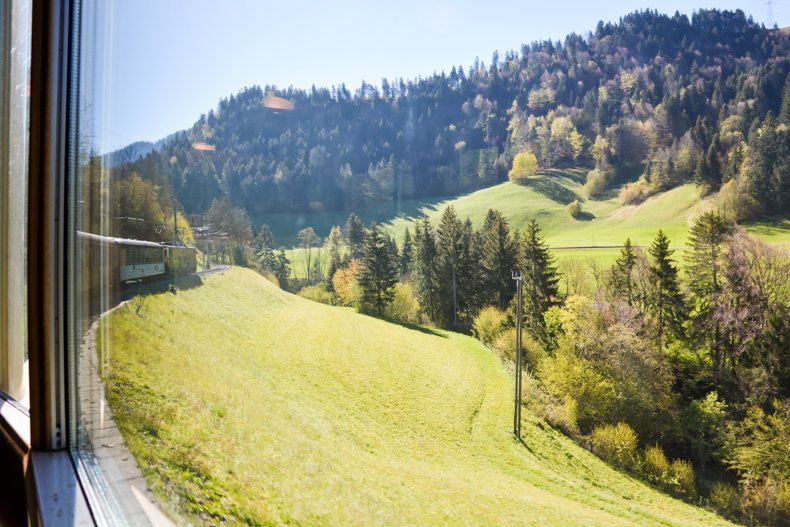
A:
[567, 200, 582, 218]
[473, 306, 508, 346]
[618, 179, 655, 205]
[298, 283, 334, 305]
[709, 482, 740, 518]
[642, 444, 670, 485]
[545, 395, 580, 437]
[383, 282, 420, 323]
[493, 327, 545, 370]
[584, 168, 609, 198]
[740, 478, 790, 527]
[668, 459, 697, 500]
[508, 151, 538, 183]
[590, 422, 639, 470]
[332, 260, 361, 307]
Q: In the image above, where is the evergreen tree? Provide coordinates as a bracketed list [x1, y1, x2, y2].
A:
[254, 224, 277, 272]
[517, 220, 559, 344]
[686, 211, 734, 375]
[436, 206, 465, 329]
[358, 222, 399, 315]
[345, 213, 365, 259]
[325, 225, 343, 290]
[695, 134, 722, 191]
[400, 227, 413, 277]
[479, 209, 516, 309]
[456, 218, 482, 329]
[412, 218, 439, 323]
[648, 229, 685, 349]
[611, 238, 638, 306]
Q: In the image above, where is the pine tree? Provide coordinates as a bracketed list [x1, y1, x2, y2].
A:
[695, 134, 722, 191]
[686, 211, 734, 375]
[518, 219, 559, 344]
[479, 209, 516, 309]
[358, 222, 399, 315]
[456, 218, 482, 329]
[412, 218, 439, 323]
[611, 237, 637, 306]
[436, 206, 464, 329]
[325, 225, 343, 290]
[345, 213, 365, 259]
[400, 227, 413, 277]
[648, 229, 685, 349]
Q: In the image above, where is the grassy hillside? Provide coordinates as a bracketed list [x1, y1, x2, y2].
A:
[104, 268, 734, 526]
[280, 171, 790, 279]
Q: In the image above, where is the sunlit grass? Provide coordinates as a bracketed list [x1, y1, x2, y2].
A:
[105, 268, 734, 526]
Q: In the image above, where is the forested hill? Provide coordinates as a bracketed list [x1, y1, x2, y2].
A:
[119, 9, 790, 222]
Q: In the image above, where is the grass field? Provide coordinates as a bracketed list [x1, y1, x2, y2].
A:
[104, 267, 734, 526]
[280, 171, 790, 280]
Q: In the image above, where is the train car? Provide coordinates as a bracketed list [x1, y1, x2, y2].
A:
[77, 232, 168, 313]
[163, 245, 198, 277]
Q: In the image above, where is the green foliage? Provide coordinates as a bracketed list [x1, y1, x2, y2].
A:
[584, 168, 609, 199]
[683, 392, 727, 473]
[517, 219, 559, 345]
[590, 423, 639, 470]
[298, 283, 334, 305]
[478, 210, 516, 309]
[566, 200, 582, 219]
[508, 152, 538, 183]
[472, 306, 508, 347]
[383, 282, 420, 323]
[648, 229, 685, 348]
[358, 222, 399, 315]
[668, 459, 698, 501]
[709, 482, 741, 518]
[332, 259, 361, 308]
[642, 444, 670, 485]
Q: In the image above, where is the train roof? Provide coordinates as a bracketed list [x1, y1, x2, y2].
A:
[77, 230, 165, 248]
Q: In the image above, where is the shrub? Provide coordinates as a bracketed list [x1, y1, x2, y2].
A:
[584, 168, 608, 198]
[567, 200, 582, 218]
[709, 482, 740, 518]
[473, 306, 508, 346]
[642, 444, 670, 485]
[298, 283, 334, 305]
[618, 179, 655, 205]
[545, 395, 580, 437]
[740, 478, 790, 527]
[508, 151, 538, 183]
[493, 327, 545, 370]
[384, 282, 420, 323]
[668, 459, 697, 500]
[332, 260, 361, 307]
[590, 422, 639, 470]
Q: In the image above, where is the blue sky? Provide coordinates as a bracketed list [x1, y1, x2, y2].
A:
[92, 0, 790, 151]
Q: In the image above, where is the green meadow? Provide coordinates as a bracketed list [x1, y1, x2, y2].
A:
[277, 171, 790, 280]
[104, 267, 735, 526]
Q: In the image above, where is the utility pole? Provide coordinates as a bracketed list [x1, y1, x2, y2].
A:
[512, 270, 524, 439]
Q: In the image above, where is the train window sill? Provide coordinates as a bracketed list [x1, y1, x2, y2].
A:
[27, 451, 94, 527]
[0, 391, 30, 454]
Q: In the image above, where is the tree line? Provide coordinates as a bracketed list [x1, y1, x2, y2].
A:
[105, 9, 788, 231]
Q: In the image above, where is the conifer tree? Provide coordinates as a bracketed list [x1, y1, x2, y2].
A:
[400, 227, 413, 277]
[358, 222, 399, 315]
[517, 219, 559, 344]
[648, 229, 685, 349]
[345, 213, 365, 259]
[479, 209, 516, 309]
[436, 206, 464, 329]
[412, 218, 439, 323]
[611, 237, 637, 306]
[686, 211, 734, 374]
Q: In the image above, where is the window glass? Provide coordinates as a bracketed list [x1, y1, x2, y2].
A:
[0, 0, 31, 408]
[65, 2, 790, 526]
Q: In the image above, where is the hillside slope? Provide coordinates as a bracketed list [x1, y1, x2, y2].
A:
[105, 268, 734, 526]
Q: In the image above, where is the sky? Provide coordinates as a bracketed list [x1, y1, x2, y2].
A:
[90, 0, 790, 152]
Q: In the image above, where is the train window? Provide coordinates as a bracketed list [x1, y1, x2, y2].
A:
[0, 0, 31, 409]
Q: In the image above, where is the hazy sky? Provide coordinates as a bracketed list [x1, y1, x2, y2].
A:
[91, 0, 790, 151]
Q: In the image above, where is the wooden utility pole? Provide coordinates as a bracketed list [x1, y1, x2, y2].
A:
[512, 270, 523, 439]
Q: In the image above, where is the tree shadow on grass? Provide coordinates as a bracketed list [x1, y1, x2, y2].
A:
[385, 318, 449, 338]
[521, 176, 580, 205]
[575, 211, 596, 221]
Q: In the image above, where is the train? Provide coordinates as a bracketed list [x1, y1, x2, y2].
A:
[77, 231, 197, 314]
